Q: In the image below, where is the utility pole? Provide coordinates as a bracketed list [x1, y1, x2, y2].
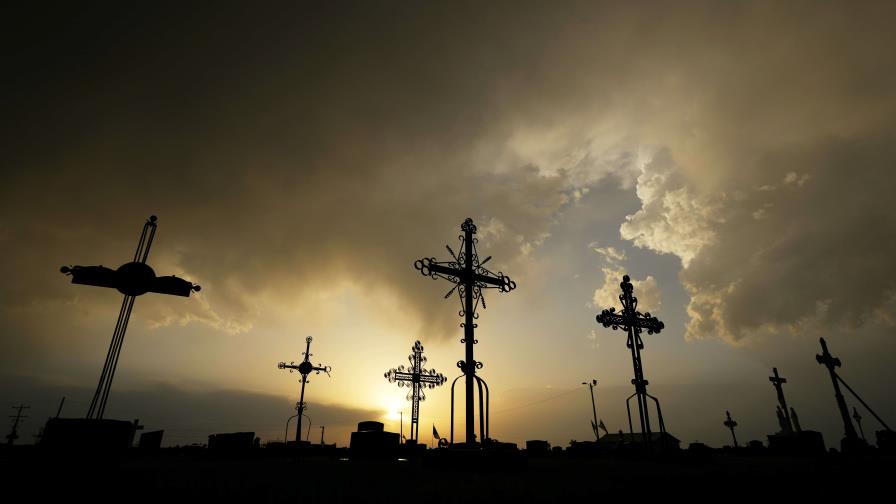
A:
[582, 379, 598, 440]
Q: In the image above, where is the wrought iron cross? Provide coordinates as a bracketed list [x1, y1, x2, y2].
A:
[414, 217, 516, 445]
[723, 410, 739, 448]
[278, 336, 331, 444]
[385, 341, 447, 442]
[60, 215, 200, 419]
[595, 274, 665, 447]
[768, 368, 793, 433]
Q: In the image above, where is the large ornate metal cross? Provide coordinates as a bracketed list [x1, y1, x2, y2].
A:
[414, 217, 516, 445]
[595, 274, 665, 447]
[60, 215, 200, 419]
[768, 367, 793, 433]
[278, 336, 331, 444]
[384, 340, 447, 442]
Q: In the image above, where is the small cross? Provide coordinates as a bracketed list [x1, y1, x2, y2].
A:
[723, 410, 739, 448]
[853, 407, 866, 441]
[385, 341, 447, 442]
[279, 336, 331, 445]
[60, 215, 200, 419]
[768, 367, 793, 433]
[595, 274, 666, 447]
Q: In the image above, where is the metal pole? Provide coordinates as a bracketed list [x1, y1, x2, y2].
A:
[584, 380, 598, 441]
[463, 225, 476, 446]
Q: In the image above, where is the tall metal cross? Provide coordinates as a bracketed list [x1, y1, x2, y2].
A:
[768, 368, 793, 433]
[414, 218, 516, 445]
[723, 410, 739, 448]
[595, 274, 666, 447]
[815, 338, 859, 442]
[60, 215, 200, 419]
[385, 340, 447, 442]
[278, 336, 331, 444]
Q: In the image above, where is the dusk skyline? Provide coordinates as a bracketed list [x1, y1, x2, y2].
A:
[2, 1, 895, 449]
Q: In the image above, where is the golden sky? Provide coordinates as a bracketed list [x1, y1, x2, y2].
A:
[2, 1, 895, 448]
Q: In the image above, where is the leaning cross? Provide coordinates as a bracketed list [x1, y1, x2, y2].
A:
[768, 368, 794, 434]
[60, 215, 200, 419]
[595, 274, 666, 447]
[279, 336, 331, 445]
[815, 338, 859, 441]
[385, 340, 447, 442]
[414, 218, 516, 446]
[723, 410, 739, 448]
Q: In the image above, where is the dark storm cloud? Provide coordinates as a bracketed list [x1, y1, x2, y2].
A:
[2, 0, 895, 369]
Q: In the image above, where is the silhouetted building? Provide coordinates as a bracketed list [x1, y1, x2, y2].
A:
[767, 431, 825, 456]
[877, 430, 895, 453]
[208, 432, 255, 450]
[526, 440, 551, 455]
[350, 421, 399, 455]
[40, 418, 134, 449]
[138, 430, 164, 449]
[596, 432, 680, 451]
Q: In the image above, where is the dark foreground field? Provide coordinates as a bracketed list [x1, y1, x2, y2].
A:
[1, 447, 893, 502]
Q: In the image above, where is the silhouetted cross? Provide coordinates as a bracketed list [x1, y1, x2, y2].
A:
[816, 338, 859, 441]
[768, 368, 793, 433]
[853, 407, 865, 441]
[279, 336, 331, 445]
[595, 274, 665, 447]
[414, 217, 516, 445]
[385, 341, 447, 442]
[723, 410, 739, 448]
[60, 215, 200, 419]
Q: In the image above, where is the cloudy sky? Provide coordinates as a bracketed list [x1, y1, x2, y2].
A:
[2, 1, 895, 448]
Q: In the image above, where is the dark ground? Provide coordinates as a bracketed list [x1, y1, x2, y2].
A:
[1, 446, 893, 502]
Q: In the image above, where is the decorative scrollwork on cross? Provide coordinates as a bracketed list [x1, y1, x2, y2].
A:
[384, 340, 446, 442]
[414, 218, 515, 446]
[594, 274, 667, 448]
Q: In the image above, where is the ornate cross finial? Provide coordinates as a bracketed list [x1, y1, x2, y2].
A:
[384, 340, 447, 442]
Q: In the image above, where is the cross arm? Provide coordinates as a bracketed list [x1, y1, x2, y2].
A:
[61, 265, 118, 289]
[148, 275, 201, 297]
[278, 362, 301, 371]
[385, 370, 415, 383]
[596, 309, 626, 330]
[632, 313, 664, 334]
[419, 373, 447, 385]
[473, 271, 516, 292]
[311, 364, 332, 376]
[427, 262, 463, 278]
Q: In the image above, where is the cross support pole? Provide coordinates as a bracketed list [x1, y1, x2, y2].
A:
[279, 336, 331, 446]
[415, 218, 516, 446]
